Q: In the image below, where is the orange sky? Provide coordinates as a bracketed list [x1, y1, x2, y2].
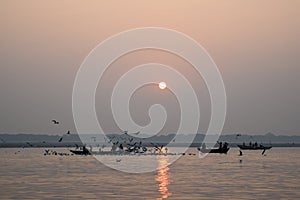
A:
[0, 1, 299, 135]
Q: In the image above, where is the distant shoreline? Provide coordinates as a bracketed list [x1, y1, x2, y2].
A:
[1, 133, 300, 148]
[0, 142, 299, 148]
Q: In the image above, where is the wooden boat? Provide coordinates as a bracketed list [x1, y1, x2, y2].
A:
[237, 145, 272, 150]
[197, 147, 230, 154]
[69, 146, 91, 155]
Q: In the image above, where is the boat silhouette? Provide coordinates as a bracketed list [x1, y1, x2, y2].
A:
[197, 147, 230, 154]
[69, 146, 91, 155]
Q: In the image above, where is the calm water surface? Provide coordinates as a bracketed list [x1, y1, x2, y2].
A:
[0, 148, 299, 199]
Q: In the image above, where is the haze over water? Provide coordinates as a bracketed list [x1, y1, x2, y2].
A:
[1, 1, 299, 199]
[0, 148, 299, 199]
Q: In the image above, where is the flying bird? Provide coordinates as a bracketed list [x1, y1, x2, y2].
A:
[52, 120, 59, 125]
[58, 137, 63, 142]
[134, 131, 140, 135]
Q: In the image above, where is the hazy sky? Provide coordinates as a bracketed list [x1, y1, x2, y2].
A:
[0, 1, 299, 135]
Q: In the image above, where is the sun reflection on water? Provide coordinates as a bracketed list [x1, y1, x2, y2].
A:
[156, 156, 172, 200]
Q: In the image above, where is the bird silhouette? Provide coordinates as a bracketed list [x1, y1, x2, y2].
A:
[66, 130, 70, 134]
[52, 120, 59, 125]
[26, 142, 33, 147]
[235, 133, 242, 139]
[239, 150, 243, 156]
[58, 137, 63, 142]
[134, 131, 140, 135]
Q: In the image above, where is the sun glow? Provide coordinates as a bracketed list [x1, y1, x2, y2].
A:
[158, 82, 167, 90]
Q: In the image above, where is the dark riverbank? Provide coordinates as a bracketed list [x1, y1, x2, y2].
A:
[0, 133, 299, 148]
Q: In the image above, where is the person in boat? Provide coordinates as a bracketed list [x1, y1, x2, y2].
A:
[249, 141, 252, 147]
[82, 145, 90, 155]
[254, 142, 258, 148]
[111, 143, 117, 152]
[223, 142, 228, 149]
[218, 141, 223, 149]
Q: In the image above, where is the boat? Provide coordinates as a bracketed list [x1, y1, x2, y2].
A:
[69, 146, 91, 155]
[69, 149, 91, 155]
[237, 144, 272, 150]
[197, 147, 230, 154]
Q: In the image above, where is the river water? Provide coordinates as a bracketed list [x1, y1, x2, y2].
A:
[0, 147, 299, 199]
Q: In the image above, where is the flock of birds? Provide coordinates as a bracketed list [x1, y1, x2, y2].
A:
[0, 121, 270, 160]
[43, 149, 71, 156]
[103, 131, 170, 154]
[51, 119, 71, 143]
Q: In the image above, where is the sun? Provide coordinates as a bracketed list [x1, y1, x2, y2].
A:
[159, 82, 167, 90]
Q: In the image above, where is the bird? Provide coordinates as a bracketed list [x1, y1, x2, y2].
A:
[26, 142, 33, 147]
[239, 150, 243, 156]
[134, 131, 140, 135]
[150, 143, 164, 152]
[116, 158, 122, 162]
[235, 133, 242, 139]
[66, 130, 70, 134]
[52, 120, 59, 124]
[58, 137, 63, 142]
